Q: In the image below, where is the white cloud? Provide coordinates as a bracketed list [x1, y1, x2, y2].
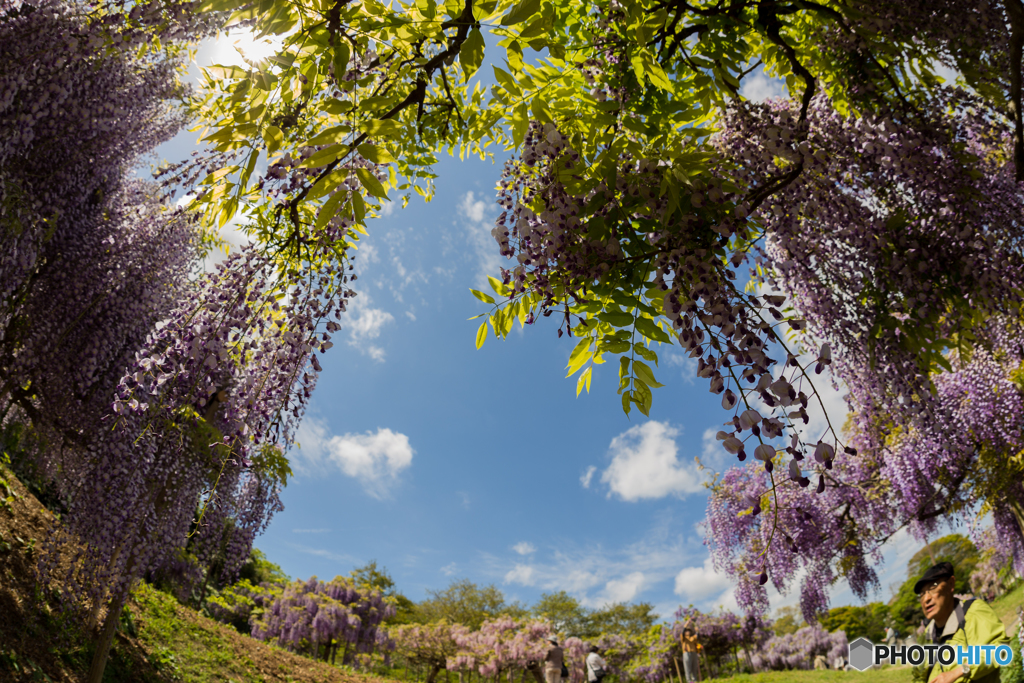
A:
[459, 191, 504, 288]
[580, 465, 597, 489]
[441, 562, 459, 576]
[674, 557, 734, 605]
[505, 564, 536, 586]
[600, 421, 706, 501]
[513, 542, 537, 556]
[741, 70, 787, 102]
[480, 516, 707, 611]
[603, 571, 645, 603]
[458, 491, 471, 509]
[292, 416, 413, 499]
[342, 294, 394, 362]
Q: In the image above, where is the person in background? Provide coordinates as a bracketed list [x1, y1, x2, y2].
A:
[917, 561, 1009, 683]
[585, 645, 607, 683]
[679, 618, 701, 682]
[543, 637, 565, 683]
[885, 625, 897, 647]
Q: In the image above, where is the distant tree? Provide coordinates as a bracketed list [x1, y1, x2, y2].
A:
[818, 603, 889, 642]
[906, 534, 980, 585]
[771, 606, 804, 637]
[238, 548, 289, 587]
[416, 579, 516, 630]
[588, 603, 659, 638]
[532, 591, 594, 637]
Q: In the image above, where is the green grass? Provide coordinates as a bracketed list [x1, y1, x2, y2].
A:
[131, 582, 269, 683]
[990, 580, 1024, 631]
[723, 667, 913, 682]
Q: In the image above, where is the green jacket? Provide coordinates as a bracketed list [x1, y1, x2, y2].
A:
[927, 598, 1010, 683]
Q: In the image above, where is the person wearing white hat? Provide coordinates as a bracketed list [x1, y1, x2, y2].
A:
[542, 637, 564, 683]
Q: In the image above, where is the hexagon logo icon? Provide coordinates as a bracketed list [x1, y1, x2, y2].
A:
[848, 637, 874, 672]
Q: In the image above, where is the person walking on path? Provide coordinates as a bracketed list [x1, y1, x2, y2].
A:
[679, 619, 701, 682]
[585, 645, 607, 683]
[885, 625, 897, 647]
[917, 561, 1010, 683]
[543, 637, 565, 683]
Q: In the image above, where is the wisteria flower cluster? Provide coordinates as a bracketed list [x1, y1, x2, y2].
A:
[252, 575, 395, 665]
[748, 624, 847, 672]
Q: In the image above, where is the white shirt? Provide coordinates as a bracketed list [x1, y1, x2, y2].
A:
[586, 653, 607, 682]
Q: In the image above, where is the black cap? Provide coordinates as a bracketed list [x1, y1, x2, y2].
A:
[914, 562, 955, 595]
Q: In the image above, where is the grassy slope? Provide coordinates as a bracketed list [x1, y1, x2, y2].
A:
[991, 581, 1024, 632]
[0, 463, 400, 683]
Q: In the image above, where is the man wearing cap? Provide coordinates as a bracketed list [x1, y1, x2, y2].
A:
[917, 561, 1010, 683]
[542, 637, 565, 683]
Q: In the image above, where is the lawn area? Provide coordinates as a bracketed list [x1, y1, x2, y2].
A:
[991, 581, 1024, 632]
[724, 668, 913, 683]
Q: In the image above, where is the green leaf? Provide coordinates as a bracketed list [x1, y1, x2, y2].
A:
[633, 383, 652, 416]
[308, 168, 349, 201]
[358, 119, 404, 138]
[333, 43, 351, 79]
[470, 289, 496, 304]
[264, 125, 283, 153]
[476, 321, 488, 349]
[357, 143, 396, 164]
[487, 276, 507, 296]
[634, 317, 673, 343]
[500, 0, 541, 26]
[492, 66, 521, 96]
[315, 189, 348, 230]
[634, 344, 658, 364]
[351, 193, 366, 222]
[204, 64, 249, 80]
[566, 337, 593, 376]
[597, 310, 635, 327]
[576, 365, 593, 397]
[633, 360, 665, 388]
[621, 391, 632, 416]
[462, 28, 485, 78]
[306, 125, 352, 147]
[598, 339, 632, 354]
[355, 168, 388, 198]
[298, 144, 346, 169]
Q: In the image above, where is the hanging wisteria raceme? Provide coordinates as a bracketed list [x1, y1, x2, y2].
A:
[748, 624, 847, 672]
[0, 0, 219, 307]
[708, 318, 1024, 619]
[34, 240, 348, 681]
[252, 575, 395, 665]
[0, 182, 199, 443]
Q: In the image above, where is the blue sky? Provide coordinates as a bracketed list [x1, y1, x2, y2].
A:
[141, 32, 955, 623]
